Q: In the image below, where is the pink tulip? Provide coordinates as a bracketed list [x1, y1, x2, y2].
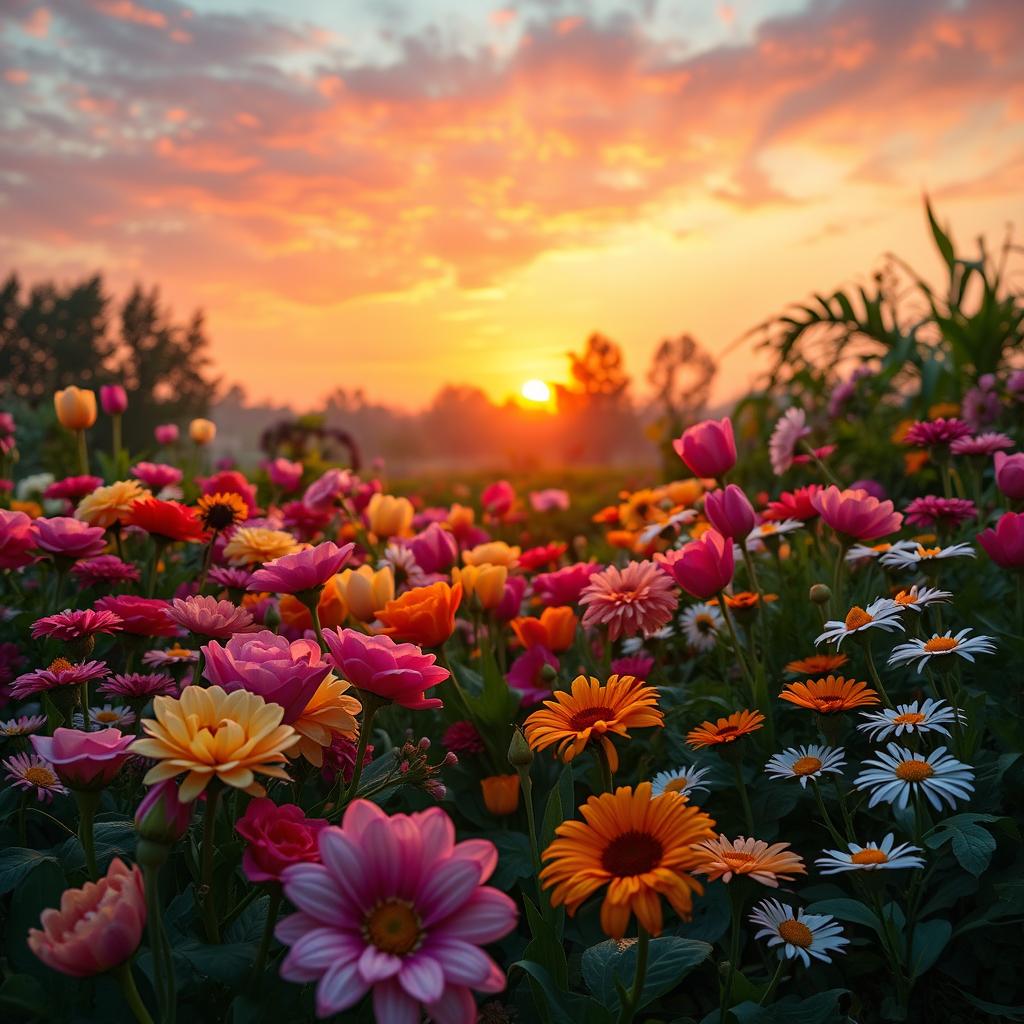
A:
[655, 530, 735, 599]
[482, 479, 516, 518]
[811, 486, 903, 542]
[0, 508, 39, 570]
[673, 417, 736, 479]
[532, 563, 601, 606]
[267, 457, 304, 493]
[494, 574, 527, 622]
[704, 484, 755, 540]
[407, 521, 458, 574]
[99, 385, 128, 416]
[994, 452, 1024, 502]
[31, 728, 133, 790]
[154, 424, 179, 445]
[978, 511, 1024, 569]
[135, 779, 194, 843]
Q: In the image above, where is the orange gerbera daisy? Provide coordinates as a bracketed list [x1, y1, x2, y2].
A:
[524, 674, 663, 771]
[785, 654, 849, 675]
[686, 709, 765, 749]
[716, 591, 778, 611]
[540, 782, 716, 938]
[196, 492, 248, 533]
[693, 835, 806, 887]
[780, 675, 879, 713]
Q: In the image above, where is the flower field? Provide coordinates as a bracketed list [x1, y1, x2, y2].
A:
[2, 251, 1024, 1023]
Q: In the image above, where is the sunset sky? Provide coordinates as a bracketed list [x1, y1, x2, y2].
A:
[1, 0, 1022, 410]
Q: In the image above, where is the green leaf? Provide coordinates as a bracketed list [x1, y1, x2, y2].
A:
[60, 820, 137, 873]
[511, 960, 612, 1024]
[925, 814, 1000, 876]
[926, 198, 956, 268]
[481, 830, 533, 890]
[805, 898, 884, 936]
[729, 989, 850, 1024]
[959, 992, 1024, 1020]
[0, 848, 59, 896]
[909, 918, 951, 979]
[41, 692, 64, 733]
[522, 893, 568, 989]
[0, 974, 47, 1017]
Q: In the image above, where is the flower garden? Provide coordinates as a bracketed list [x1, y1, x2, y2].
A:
[1, 228, 1023, 1023]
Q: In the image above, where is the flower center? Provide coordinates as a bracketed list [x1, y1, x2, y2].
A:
[363, 900, 423, 956]
[894, 591, 917, 606]
[892, 712, 926, 726]
[663, 777, 689, 794]
[714, 725, 739, 740]
[851, 848, 889, 865]
[601, 830, 664, 876]
[695, 615, 715, 633]
[570, 707, 615, 731]
[923, 637, 958, 653]
[720, 850, 755, 869]
[791, 756, 822, 776]
[760, 524, 777, 535]
[916, 546, 942, 558]
[48, 657, 74, 673]
[24, 766, 57, 786]
[814, 695, 845, 711]
[844, 607, 872, 630]
[777, 919, 813, 948]
[95, 710, 119, 723]
[895, 759, 934, 782]
[167, 646, 191, 658]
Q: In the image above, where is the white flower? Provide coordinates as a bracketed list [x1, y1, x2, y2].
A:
[887, 628, 996, 672]
[638, 508, 698, 546]
[737, 519, 803, 554]
[890, 585, 952, 612]
[879, 542, 975, 570]
[854, 743, 974, 812]
[764, 745, 845, 788]
[769, 408, 811, 476]
[15, 472, 55, 502]
[651, 764, 714, 799]
[846, 539, 918, 563]
[72, 704, 136, 730]
[816, 833, 926, 874]
[815, 598, 904, 648]
[680, 603, 722, 652]
[622, 626, 674, 654]
[857, 698, 963, 741]
[749, 899, 848, 967]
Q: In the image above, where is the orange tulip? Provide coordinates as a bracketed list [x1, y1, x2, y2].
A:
[54, 387, 97, 431]
[480, 774, 520, 816]
[189, 418, 216, 445]
[279, 577, 348, 632]
[511, 606, 577, 652]
[376, 581, 462, 648]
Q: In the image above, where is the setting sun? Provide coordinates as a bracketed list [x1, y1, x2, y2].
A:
[520, 379, 551, 403]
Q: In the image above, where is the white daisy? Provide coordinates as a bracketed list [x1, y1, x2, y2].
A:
[679, 603, 723, 652]
[854, 743, 974, 812]
[890, 585, 952, 612]
[638, 508, 698, 547]
[622, 626, 674, 654]
[769, 408, 811, 476]
[72, 704, 136, 730]
[0, 714, 48, 738]
[815, 598, 904, 648]
[857, 698, 963, 741]
[845, 539, 918, 563]
[816, 833, 925, 874]
[764, 745, 846, 788]
[749, 899, 848, 967]
[887, 628, 996, 672]
[651, 764, 714, 799]
[740, 519, 804, 551]
[879, 542, 975, 571]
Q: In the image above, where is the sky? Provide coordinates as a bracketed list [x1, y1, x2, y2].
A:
[1, 0, 1022, 411]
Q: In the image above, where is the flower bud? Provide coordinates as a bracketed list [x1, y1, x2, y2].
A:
[539, 663, 558, 682]
[100, 385, 128, 416]
[135, 779, 193, 847]
[507, 726, 534, 768]
[54, 387, 97, 431]
[809, 583, 832, 605]
[189, 418, 216, 445]
[154, 424, 179, 445]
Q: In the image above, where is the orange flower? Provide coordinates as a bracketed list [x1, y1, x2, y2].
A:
[524, 674, 663, 772]
[480, 775, 520, 815]
[717, 591, 778, 611]
[606, 529, 637, 550]
[780, 675, 879, 713]
[693, 835, 806, 886]
[511, 606, 577, 652]
[196, 492, 248, 533]
[686, 709, 765, 749]
[592, 505, 621, 525]
[290, 676, 361, 767]
[376, 581, 461, 648]
[784, 654, 849, 675]
[540, 783, 716, 938]
[279, 576, 348, 632]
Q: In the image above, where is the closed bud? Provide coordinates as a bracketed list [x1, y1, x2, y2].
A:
[189, 418, 216, 445]
[135, 779, 193, 848]
[54, 387, 97, 431]
[507, 726, 534, 768]
[100, 385, 128, 416]
[809, 583, 832, 605]
[539, 663, 558, 682]
[480, 774, 520, 816]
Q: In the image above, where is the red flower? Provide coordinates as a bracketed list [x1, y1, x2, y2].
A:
[763, 484, 823, 522]
[95, 595, 178, 637]
[234, 797, 327, 883]
[518, 542, 568, 572]
[128, 499, 206, 543]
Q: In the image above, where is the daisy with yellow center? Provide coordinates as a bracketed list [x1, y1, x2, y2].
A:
[815, 598, 904, 648]
[764, 745, 845, 788]
[222, 526, 302, 566]
[779, 676, 879, 713]
[816, 833, 925, 874]
[879, 541, 975, 570]
[890, 585, 951, 611]
[142, 645, 199, 669]
[75, 479, 151, 528]
[686, 709, 764, 750]
[749, 899, 848, 967]
[857, 698, 962, 741]
[650, 764, 713, 799]
[888, 628, 995, 673]
[289, 675, 362, 767]
[854, 743, 974, 811]
[784, 653, 848, 675]
[693, 835, 806, 887]
[196, 492, 248, 533]
[540, 782, 716, 938]
[130, 685, 299, 801]
[680, 603, 723, 652]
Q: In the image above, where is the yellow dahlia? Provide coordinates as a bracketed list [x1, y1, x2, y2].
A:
[222, 527, 302, 566]
[76, 480, 151, 528]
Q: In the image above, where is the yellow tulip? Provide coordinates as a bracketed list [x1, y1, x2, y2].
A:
[189, 418, 216, 445]
[336, 565, 395, 622]
[453, 563, 508, 611]
[53, 387, 97, 431]
[463, 541, 520, 568]
[366, 493, 414, 538]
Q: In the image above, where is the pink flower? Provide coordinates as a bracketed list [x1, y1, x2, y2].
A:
[281, 500, 333, 541]
[134, 779, 193, 844]
[656, 530, 735, 600]
[267, 458, 304, 493]
[31, 608, 123, 642]
[303, 468, 349, 511]
[168, 596, 257, 639]
[100, 385, 128, 416]
[202, 630, 331, 722]
[580, 560, 679, 640]
[769, 408, 811, 475]
[442, 721, 485, 755]
[994, 452, 1024, 502]
[612, 653, 655, 680]
[493, 575, 527, 623]
[951, 432, 1014, 457]
[236, 798, 327, 883]
[904, 496, 976, 529]
[321, 735, 374, 785]
[99, 672, 177, 700]
[532, 563, 600, 606]
[673, 417, 736, 479]
[276, 801, 516, 1021]
[44, 476, 103, 501]
[35, 516, 107, 561]
[71, 555, 141, 587]
[904, 418, 972, 448]
[508, 645, 558, 706]
[763, 485, 822, 522]
[95, 595, 178, 637]
[208, 565, 254, 591]
[529, 488, 570, 512]
[323, 628, 448, 710]
[407, 523, 458, 574]
[978, 511, 1024, 570]
[27, 858, 145, 977]
[12, 660, 110, 700]
[704, 484, 756, 540]
[811, 486, 903, 542]
[31, 727, 133, 790]
[131, 462, 183, 491]
[248, 541, 354, 594]
[0, 508, 39, 570]
[154, 424, 179, 445]
[482, 480, 516, 518]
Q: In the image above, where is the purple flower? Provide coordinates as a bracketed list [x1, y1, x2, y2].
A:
[208, 566, 255, 591]
[406, 523, 458, 574]
[303, 468, 350, 512]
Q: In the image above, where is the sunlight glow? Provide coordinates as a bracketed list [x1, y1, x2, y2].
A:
[520, 379, 551, 403]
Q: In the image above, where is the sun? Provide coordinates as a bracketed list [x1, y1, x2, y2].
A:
[521, 379, 551, 403]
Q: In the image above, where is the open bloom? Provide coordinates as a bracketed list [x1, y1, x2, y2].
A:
[656, 530, 734, 600]
[681, 603, 724, 652]
[686, 709, 764, 749]
[541, 783, 715, 938]
[891, 585, 952, 612]
[3, 752, 68, 802]
[768, 408, 811, 475]
[880, 542, 975, 570]
[950, 432, 1014, 456]
[650, 764, 713, 799]
[887, 629, 995, 672]
[764, 745, 845, 787]
[131, 462, 183, 492]
[235, 798, 327, 883]
[35, 516, 107, 560]
[276, 800, 517, 1021]
[289, 676, 361, 766]
[249, 541, 354, 594]
[978, 511, 1024, 569]
[510, 606, 577, 652]
[71, 555, 141, 587]
[693, 836, 806, 886]
[99, 672, 177, 700]
[376, 581, 462, 648]
[128, 498, 206, 543]
[580, 560, 678, 640]
[749, 900, 847, 967]
[816, 834, 926, 874]
[95, 595, 177, 636]
[531, 563, 600, 606]
[31, 608, 123, 642]
[780, 676, 879, 713]
[223, 526, 302, 566]
[815, 599, 904, 647]
[507, 645, 558, 706]
[0, 508, 39, 569]
[45, 475, 104, 502]
[904, 496, 976, 528]
[525, 674, 663, 771]
[785, 653, 848, 675]
[28, 858, 145, 977]
[763, 484, 822, 522]
[131, 685, 299, 801]
[673, 417, 736, 479]
[858, 698, 962, 741]
[168, 596, 257, 639]
[854, 743, 974, 811]
[12, 659, 110, 699]
[31, 727, 133, 790]
[904, 417, 972, 447]
[811, 486, 903, 541]
[266, 457, 304, 492]
[196, 492, 249, 533]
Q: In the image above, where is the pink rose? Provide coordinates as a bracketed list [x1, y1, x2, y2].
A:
[235, 798, 327, 883]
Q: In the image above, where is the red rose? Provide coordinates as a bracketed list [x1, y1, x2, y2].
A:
[235, 798, 327, 883]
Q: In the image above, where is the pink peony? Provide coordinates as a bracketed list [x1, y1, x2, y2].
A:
[267, 458, 304, 493]
[167, 596, 257, 639]
[95, 595, 178, 637]
[235, 798, 327, 883]
[407, 523, 458, 574]
[704, 484, 756, 540]
[580, 560, 679, 640]
[656, 530, 735, 600]
[532, 563, 600, 606]
[978, 511, 1024, 570]
[994, 451, 1024, 502]
[275, 800, 517, 1021]
[673, 417, 736, 479]
[248, 541, 354, 594]
[811, 486, 903, 542]
[0, 508, 39, 570]
[507, 645, 558, 706]
[34, 516, 107, 561]
[131, 462, 183, 491]
[31, 727, 133, 790]
[71, 555, 140, 587]
[31, 608, 123, 642]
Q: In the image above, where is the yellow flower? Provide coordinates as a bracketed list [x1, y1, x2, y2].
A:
[54, 387, 97, 431]
[222, 526, 301, 566]
[189, 418, 216, 445]
[663, 479, 704, 507]
[453, 563, 508, 610]
[336, 565, 395, 622]
[130, 685, 298, 801]
[463, 541, 520, 568]
[196, 492, 248, 532]
[290, 676, 361, 767]
[366, 494, 414, 538]
[75, 480, 151, 529]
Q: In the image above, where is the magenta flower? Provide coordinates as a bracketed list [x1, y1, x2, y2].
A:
[154, 424, 179, 445]
[508, 645, 558, 706]
[904, 418, 972, 448]
[31, 727, 133, 790]
[31, 609, 124, 643]
[100, 385, 128, 416]
[481, 480, 516, 518]
[442, 721, 485, 755]
[303, 468, 350, 512]
[168, 596, 257, 639]
[978, 511, 1024, 570]
[202, 630, 330, 722]
[612, 653, 655, 680]
[321, 735, 374, 785]
[0, 508, 39, 570]
[994, 451, 1024, 502]
[406, 523, 458, 574]
[11, 660, 110, 700]
[34, 517, 107, 561]
[71, 555, 141, 587]
[951, 432, 1014, 457]
[904, 496, 976, 529]
[99, 672, 178, 700]
[323, 629, 448, 710]
[704, 484, 756, 540]
[44, 476, 104, 502]
[94, 595, 178, 637]
[208, 565, 255, 591]
[673, 417, 736, 479]
[493, 575, 526, 623]
[134, 779, 193, 844]
[532, 563, 600, 606]
[131, 462, 183, 491]
[580, 560, 679, 640]
[656, 531, 735, 601]
[276, 801, 516, 1020]
[236, 798, 327, 883]
[811, 486, 903, 542]
[529, 488, 570, 512]
[267, 458, 304, 493]
[248, 541, 354, 594]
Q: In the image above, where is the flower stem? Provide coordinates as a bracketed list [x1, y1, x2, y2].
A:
[80, 680, 92, 731]
[342, 694, 380, 804]
[114, 960, 155, 1024]
[596, 743, 615, 794]
[200, 784, 222, 944]
[862, 640, 893, 708]
[732, 760, 755, 835]
[75, 789, 101, 880]
[717, 592, 757, 700]
[141, 860, 176, 1024]
[252, 885, 283, 984]
[617, 925, 650, 1024]
[720, 883, 745, 1023]
[76, 429, 90, 476]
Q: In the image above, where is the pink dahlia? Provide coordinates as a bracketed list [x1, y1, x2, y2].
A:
[768, 408, 812, 476]
[71, 555, 141, 587]
[11, 660, 110, 700]
[168, 596, 257, 639]
[323, 628, 448, 710]
[31, 608, 124, 643]
[248, 541, 354, 594]
[99, 672, 178, 700]
[44, 476, 103, 502]
[507, 645, 558, 706]
[904, 496, 976, 529]
[131, 462, 183, 491]
[442, 721, 485, 755]
[276, 800, 516, 1021]
[35, 517, 107, 561]
[904, 418, 972, 448]
[0, 509, 38, 570]
[811, 486, 903, 542]
[532, 563, 601, 606]
[950, 432, 1014, 457]
[31, 727, 133, 790]
[579, 560, 679, 641]
[95, 596, 178, 637]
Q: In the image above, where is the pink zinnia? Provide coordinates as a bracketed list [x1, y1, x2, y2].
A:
[31, 727, 133, 790]
[31, 608, 124, 643]
[99, 672, 178, 700]
[811, 486, 903, 542]
[950, 432, 1014, 457]
[532, 563, 600, 606]
[507, 645, 558, 706]
[323, 628, 448, 710]
[276, 800, 517, 1020]
[44, 476, 104, 501]
[0, 509, 38, 570]
[768, 408, 811, 475]
[71, 555, 141, 587]
[131, 462, 183, 491]
[168, 596, 257, 639]
[12, 660, 110, 699]
[904, 496, 976, 529]
[904, 418, 972, 448]
[35, 517, 107, 560]
[579, 560, 678, 641]
[442, 721, 486, 755]
[248, 541, 354, 594]
[95, 595, 178, 637]
[656, 530, 735, 600]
